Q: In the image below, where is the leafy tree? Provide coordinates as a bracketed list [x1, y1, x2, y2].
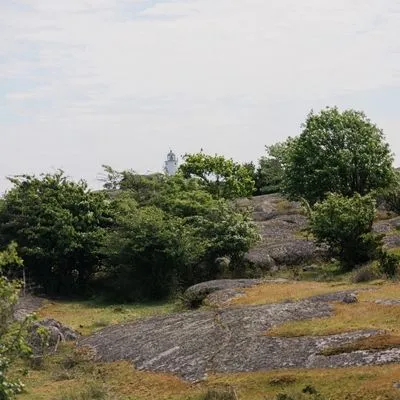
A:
[0, 243, 30, 400]
[255, 140, 292, 195]
[100, 165, 167, 206]
[308, 193, 380, 268]
[101, 185, 259, 301]
[284, 107, 395, 203]
[0, 172, 112, 295]
[179, 153, 255, 199]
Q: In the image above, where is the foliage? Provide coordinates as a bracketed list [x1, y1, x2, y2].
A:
[376, 172, 400, 214]
[0, 243, 30, 400]
[100, 183, 259, 300]
[0, 172, 113, 295]
[378, 251, 400, 279]
[179, 153, 255, 199]
[308, 193, 380, 269]
[284, 107, 395, 203]
[255, 140, 292, 195]
[351, 264, 381, 283]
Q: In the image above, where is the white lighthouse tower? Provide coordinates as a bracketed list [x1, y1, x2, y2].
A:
[165, 150, 178, 176]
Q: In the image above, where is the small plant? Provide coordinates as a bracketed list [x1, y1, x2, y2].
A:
[351, 264, 381, 283]
[378, 251, 400, 278]
[201, 385, 238, 400]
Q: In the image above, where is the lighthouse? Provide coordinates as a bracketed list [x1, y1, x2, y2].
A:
[165, 150, 178, 176]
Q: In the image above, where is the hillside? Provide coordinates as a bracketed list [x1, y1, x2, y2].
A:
[241, 194, 400, 270]
[11, 194, 400, 400]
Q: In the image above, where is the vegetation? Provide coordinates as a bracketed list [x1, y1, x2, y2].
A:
[254, 140, 292, 195]
[283, 107, 395, 203]
[2, 106, 400, 399]
[0, 169, 258, 301]
[0, 243, 30, 399]
[308, 193, 381, 269]
[179, 153, 255, 199]
[0, 172, 113, 296]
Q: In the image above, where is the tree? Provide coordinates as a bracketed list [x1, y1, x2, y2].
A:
[284, 107, 395, 203]
[100, 184, 259, 301]
[308, 193, 380, 268]
[0, 172, 112, 295]
[0, 243, 30, 399]
[255, 140, 292, 195]
[179, 153, 255, 199]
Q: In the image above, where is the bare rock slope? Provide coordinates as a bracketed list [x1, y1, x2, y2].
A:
[241, 194, 400, 269]
[80, 281, 400, 381]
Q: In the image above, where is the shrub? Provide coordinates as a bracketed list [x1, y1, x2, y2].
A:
[351, 264, 381, 283]
[309, 193, 381, 269]
[378, 251, 400, 278]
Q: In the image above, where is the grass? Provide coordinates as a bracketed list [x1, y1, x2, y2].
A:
[205, 365, 400, 400]
[18, 279, 400, 399]
[231, 281, 360, 306]
[15, 344, 400, 400]
[320, 334, 400, 356]
[259, 282, 400, 338]
[37, 298, 175, 335]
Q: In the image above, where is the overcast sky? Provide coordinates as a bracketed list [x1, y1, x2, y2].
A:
[1, 0, 400, 191]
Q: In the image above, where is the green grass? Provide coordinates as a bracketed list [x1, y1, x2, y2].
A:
[37, 298, 175, 335]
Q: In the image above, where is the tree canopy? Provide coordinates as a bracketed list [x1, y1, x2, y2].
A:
[284, 107, 395, 203]
[179, 153, 255, 199]
[0, 172, 112, 295]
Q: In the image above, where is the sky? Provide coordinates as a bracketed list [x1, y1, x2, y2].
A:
[1, 0, 400, 191]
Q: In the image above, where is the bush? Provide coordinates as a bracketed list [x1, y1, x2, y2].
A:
[309, 193, 381, 269]
[377, 188, 400, 215]
[351, 264, 381, 283]
[378, 251, 400, 278]
[0, 243, 31, 400]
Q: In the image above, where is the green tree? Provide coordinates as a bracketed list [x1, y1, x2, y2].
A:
[284, 107, 395, 203]
[0, 243, 30, 400]
[255, 140, 292, 195]
[0, 172, 112, 295]
[101, 184, 259, 301]
[308, 193, 380, 268]
[179, 153, 255, 199]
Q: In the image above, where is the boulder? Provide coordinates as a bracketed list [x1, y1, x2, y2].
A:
[342, 293, 358, 304]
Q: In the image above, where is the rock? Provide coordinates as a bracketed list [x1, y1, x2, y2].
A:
[80, 298, 393, 382]
[393, 382, 400, 389]
[342, 293, 358, 304]
[29, 319, 79, 352]
[183, 279, 261, 308]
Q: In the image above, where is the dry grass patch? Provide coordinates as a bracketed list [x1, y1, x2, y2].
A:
[320, 334, 400, 356]
[13, 342, 400, 400]
[231, 281, 358, 306]
[358, 282, 400, 302]
[15, 344, 197, 400]
[268, 302, 400, 337]
[37, 299, 175, 335]
[207, 365, 400, 400]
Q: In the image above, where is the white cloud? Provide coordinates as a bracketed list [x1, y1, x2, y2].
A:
[0, 0, 399, 190]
